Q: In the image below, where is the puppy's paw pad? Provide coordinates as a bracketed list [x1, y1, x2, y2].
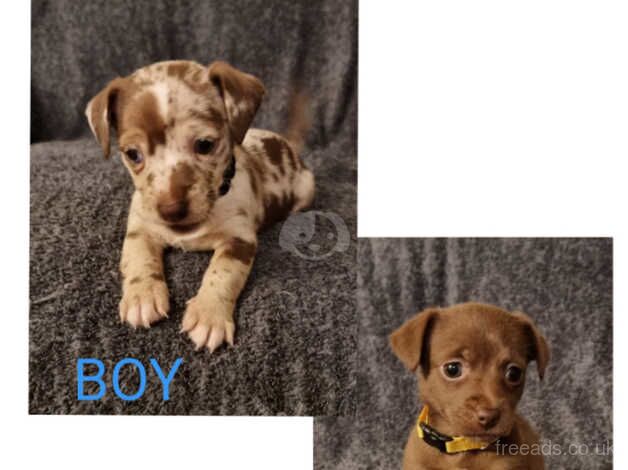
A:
[119, 280, 169, 328]
[181, 297, 235, 352]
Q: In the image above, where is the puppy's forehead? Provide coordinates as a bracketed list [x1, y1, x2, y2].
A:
[118, 61, 225, 147]
[430, 306, 528, 360]
[133, 61, 211, 93]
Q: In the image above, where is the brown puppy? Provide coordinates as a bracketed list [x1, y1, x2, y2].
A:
[390, 302, 549, 470]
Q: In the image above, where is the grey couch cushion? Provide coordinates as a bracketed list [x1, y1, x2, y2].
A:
[30, 0, 357, 415]
[31, 0, 357, 149]
[315, 238, 612, 470]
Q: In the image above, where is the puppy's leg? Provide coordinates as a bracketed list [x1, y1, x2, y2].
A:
[119, 215, 169, 328]
[181, 234, 257, 352]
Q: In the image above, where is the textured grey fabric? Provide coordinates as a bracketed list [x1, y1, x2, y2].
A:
[315, 239, 612, 470]
[30, 0, 356, 415]
[31, 0, 357, 153]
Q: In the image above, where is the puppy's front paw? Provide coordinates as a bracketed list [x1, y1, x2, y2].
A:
[119, 278, 169, 328]
[180, 295, 235, 352]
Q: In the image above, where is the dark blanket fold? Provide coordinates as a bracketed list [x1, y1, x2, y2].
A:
[315, 238, 612, 470]
[30, 0, 357, 415]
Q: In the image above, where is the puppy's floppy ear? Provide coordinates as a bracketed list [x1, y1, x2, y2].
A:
[85, 78, 126, 159]
[513, 311, 550, 380]
[390, 308, 439, 374]
[208, 61, 265, 144]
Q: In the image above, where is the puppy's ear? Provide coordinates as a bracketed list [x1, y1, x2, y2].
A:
[208, 61, 265, 144]
[85, 78, 125, 159]
[390, 309, 439, 374]
[513, 311, 550, 380]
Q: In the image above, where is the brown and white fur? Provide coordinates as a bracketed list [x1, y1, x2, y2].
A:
[390, 302, 550, 470]
[85, 60, 315, 352]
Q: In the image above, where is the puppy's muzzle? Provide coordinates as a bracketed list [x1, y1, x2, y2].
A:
[476, 407, 501, 430]
[157, 199, 189, 223]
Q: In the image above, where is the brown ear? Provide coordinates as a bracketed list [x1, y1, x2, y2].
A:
[513, 311, 550, 380]
[389, 308, 439, 374]
[208, 61, 265, 144]
[85, 78, 126, 159]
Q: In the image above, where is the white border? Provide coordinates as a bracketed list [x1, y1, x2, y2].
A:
[359, 0, 628, 237]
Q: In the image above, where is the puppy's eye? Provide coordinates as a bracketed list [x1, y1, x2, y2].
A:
[505, 364, 524, 385]
[125, 149, 143, 165]
[443, 361, 463, 379]
[194, 138, 215, 155]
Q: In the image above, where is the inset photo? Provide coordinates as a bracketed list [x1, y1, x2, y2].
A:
[315, 238, 612, 470]
[30, 0, 357, 415]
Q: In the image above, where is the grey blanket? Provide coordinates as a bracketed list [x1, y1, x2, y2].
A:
[315, 238, 612, 470]
[30, 0, 357, 415]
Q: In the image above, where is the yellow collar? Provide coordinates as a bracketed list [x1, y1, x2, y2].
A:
[416, 405, 501, 454]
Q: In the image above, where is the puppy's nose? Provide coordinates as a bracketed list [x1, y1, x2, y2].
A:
[157, 200, 188, 222]
[476, 408, 501, 429]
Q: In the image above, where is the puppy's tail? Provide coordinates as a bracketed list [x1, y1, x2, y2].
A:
[284, 90, 311, 155]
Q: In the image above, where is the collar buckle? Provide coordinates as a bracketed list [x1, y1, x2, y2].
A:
[416, 405, 501, 454]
